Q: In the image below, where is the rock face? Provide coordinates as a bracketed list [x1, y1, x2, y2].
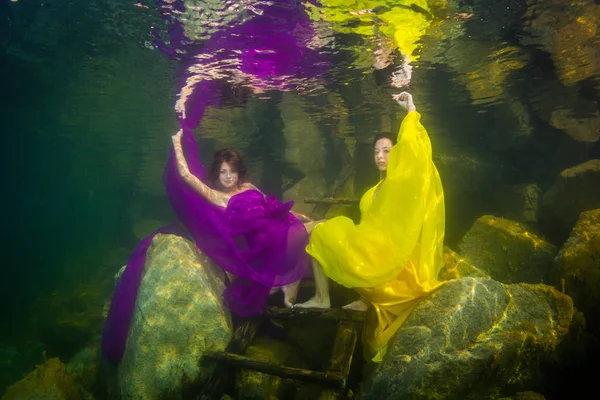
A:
[2, 358, 81, 400]
[116, 234, 233, 399]
[66, 336, 103, 399]
[522, 0, 600, 87]
[363, 278, 574, 400]
[458, 216, 557, 284]
[553, 209, 600, 334]
[539, 160, 600, 243]
[438, 247, 490, 281]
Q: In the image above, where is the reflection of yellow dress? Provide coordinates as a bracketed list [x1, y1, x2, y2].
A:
[306, 111, 446, 362]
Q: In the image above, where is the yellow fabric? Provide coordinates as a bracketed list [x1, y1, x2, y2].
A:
[306, 111, 446, 361]
[305, 1, 435, 61]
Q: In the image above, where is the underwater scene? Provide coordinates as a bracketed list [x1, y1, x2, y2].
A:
[2, 0, 600, 399]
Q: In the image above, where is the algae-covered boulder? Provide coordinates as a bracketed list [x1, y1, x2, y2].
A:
[116, 234, 233, 399]
[2, 358, 81, 400]
[363, 277, 573, 400]
[553, 209, 600, 334]
[438, 247, 489, 281]
[458, 216, 557, 284]
[539, 160, 600, 243]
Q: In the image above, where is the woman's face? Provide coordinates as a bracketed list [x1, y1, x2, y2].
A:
[218, 162, 240, 191]
[374, 137, 393, 172]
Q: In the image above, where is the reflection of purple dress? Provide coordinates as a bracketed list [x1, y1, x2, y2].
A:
[102, 1, 327, 364]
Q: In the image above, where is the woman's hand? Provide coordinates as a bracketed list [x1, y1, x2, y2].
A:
[171, 129, 190, 178]
[392, 92, 416, 113]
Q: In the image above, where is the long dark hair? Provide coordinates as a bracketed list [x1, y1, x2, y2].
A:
[209, 149, 248, 184]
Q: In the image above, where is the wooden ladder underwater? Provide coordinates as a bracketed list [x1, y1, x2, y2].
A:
[199, 307, 365, 400]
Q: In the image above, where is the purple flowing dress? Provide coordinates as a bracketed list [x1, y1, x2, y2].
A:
[102, 1, 328, 364]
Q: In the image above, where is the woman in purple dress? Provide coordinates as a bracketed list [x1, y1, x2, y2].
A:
[102, 0, 328, 365]
[170, 129, 311, 311]
[102, 129, 312, 364]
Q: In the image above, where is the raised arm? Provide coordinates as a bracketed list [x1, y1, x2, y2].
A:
[386, 92, 430, 180]
[171, 130, 230, 207]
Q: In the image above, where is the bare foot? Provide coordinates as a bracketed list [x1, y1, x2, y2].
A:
[342, 299, 369, 311]
[269, 286, 280, 296]
[294, 296, 331, 309]
[282, 280, 301, 308]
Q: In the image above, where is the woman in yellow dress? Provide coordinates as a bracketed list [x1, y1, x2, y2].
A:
[296, 92, 446, 362]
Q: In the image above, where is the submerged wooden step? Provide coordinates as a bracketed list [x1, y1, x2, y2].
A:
[204, 351, 346, 388]
[304, 197, 359, 205]
[266, 306, 366, 322]
[198, 317, 263, 399]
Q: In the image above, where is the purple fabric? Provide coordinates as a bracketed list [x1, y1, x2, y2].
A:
[101, 224, 179, 364]
[163, 125, 310, 317]
[102, 0, 327, 364]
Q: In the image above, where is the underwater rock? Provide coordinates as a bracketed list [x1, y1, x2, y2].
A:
[438, 247, 490, 281]
[116, 234, 232, 399]
[66, 336, 103, 399]
[522, 0, 600, 87]
[493, 184, 543, 224]
[235, 337, 314, 400]
[500, 392, 547, 400]
[2, 358, 81, 400]
[363, 277, 573, 400]
[550, 108, 600, 144]
[539, 159, 600, 243]
[553, 209, 600, 335]
[458, 215, 557, 284]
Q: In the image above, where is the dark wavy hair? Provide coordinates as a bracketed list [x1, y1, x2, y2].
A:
[209, 149, 248, 184]
[372, 132, 396, 148]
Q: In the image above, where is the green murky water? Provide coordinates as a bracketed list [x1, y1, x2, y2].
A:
[1, 0, 599, 397]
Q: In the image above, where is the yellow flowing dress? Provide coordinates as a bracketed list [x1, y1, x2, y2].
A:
[306, 111, 446, 362]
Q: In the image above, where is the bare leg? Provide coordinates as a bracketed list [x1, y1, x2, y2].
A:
[282, 280, 301, 308]
[342, 299, 368, 311]
[269, 286, 280, 296]
[294, 258, 330, 309]
[303, 220, 324, 235]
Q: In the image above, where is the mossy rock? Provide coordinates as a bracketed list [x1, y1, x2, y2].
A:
[438, 246, 490, 280]
[66, 336, 103, 399]
[2, 358, 81, 400]
[553, 209, 600, 334]
[116, 234, 233, 399]
[363, 278, 573, 400]
[458, 215, 557, 284]
[539, 160, 600, 243]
